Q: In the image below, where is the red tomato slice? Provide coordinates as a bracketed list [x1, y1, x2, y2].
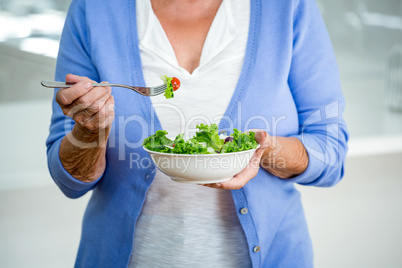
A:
[171, 77, 180, 91]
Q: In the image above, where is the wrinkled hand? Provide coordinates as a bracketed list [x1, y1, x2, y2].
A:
[56, 74, 115, 140]
[202, 130, 270, 190]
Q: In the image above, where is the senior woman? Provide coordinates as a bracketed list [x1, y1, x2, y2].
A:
[46, 0, 348, 267]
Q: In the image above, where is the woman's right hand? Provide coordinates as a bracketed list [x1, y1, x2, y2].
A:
[56, 74, 115, 182]
[56, 74, 115, 139]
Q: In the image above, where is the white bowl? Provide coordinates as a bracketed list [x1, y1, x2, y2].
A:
[143, 146, 257, 184]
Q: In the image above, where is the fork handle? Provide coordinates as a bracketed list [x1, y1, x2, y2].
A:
[41, 80, 110, 88]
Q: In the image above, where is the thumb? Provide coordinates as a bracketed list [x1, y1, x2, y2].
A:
[65, 74, 82, 83]
[244, 129, 268, 146]
[255, 130, 269, 147]
[254, 130, 266, 144]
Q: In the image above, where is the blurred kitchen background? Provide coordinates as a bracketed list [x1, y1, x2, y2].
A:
[0, 0, 402, 267]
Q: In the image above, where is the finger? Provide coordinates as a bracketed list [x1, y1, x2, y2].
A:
[84, 87, 112, 116]
[219, 150, 263, 190]
[65, 74, 94, 84]
[65, 74, 82, 84]
[219, 168, 256, 190]
[57, 74, 98, 106]
[201, 183, 223, 189]
[56, 81, 93, 106]
[73, 81, 110, 113]
[254, 130, 267, 144]
[83, 95, 115, 132]
[70, 86, 111, 118]
[254, 131, 271, 157]
[73, 88, 112, 123]
[243, 128, 259, 134]
[202, 131, 267, 190]
[243, 129, 269, 149]
[94, 95, 115, 130]
[219, 175, 249, 190]
[201, 157, 263, 190]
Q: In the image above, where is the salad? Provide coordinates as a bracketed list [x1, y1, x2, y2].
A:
[161, 75, 180, 99]
[142, 124, 258, 154]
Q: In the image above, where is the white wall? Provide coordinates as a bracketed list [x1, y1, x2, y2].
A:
[298, 152, 402, 268]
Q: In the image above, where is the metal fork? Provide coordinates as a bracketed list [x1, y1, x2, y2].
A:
[41, 80, 167, 97]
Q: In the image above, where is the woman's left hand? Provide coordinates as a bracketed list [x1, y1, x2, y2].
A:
[202, 130, 270, 190]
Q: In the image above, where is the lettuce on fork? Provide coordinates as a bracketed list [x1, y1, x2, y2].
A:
[142, 124, 258, 154]
[160, 75, 174, 99]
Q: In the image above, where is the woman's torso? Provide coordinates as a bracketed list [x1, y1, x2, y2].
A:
[129, 0, 252, 267]
[68, 0, 311, 266]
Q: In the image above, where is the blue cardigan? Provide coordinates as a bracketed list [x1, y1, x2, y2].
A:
[46, 0, 348, 267]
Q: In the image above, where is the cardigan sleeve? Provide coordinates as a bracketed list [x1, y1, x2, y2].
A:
[285, 0, 349, 187]
[46, 0, 103, 198]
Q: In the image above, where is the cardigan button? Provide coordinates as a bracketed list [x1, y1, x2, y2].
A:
[145, 173, 151, 180]
[253, 246, 260, 253]
[240, 208, 248, 215]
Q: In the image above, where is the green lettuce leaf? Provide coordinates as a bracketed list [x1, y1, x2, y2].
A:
[142, 130, 173, 153]
[191, 124, 224, 152]
[160, 75, 174, 99]
[221, 129, 258, 153]
[142, 124, 258, 154]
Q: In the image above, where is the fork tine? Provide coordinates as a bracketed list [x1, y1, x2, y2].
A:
[154, 86, 167, 92]
[154, 85, 167, 91]
[154, 87, 166, 92]
[150, 85, 167, 96]
[153, 89, 164, 94]
[152, 90, 165, 96]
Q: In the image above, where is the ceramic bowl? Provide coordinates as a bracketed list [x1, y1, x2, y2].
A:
[143, 147, 257, 184]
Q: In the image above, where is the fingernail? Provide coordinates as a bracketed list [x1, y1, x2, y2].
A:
[215, 183, 222, 187]
[83, 82, 92, 89]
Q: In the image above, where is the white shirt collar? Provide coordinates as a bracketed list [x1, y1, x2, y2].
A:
[139, 0, 238, 75]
